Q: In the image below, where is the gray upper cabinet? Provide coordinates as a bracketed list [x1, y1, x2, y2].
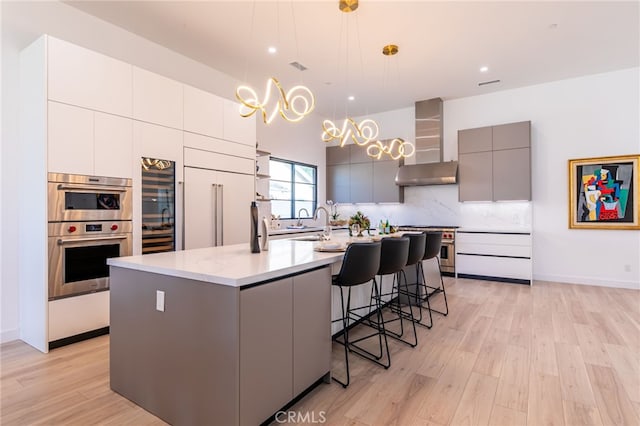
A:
[326, 146, 403, 203]
[327, 164, 350, 203]
[349, 144, 371, 164]
[326, 146, 350, 165]
[459, 152, 493, 201]
[493, 148, 531, 200]
[492, 121, 530, 150]
[458, 121, 531, 201]
[373, 160, 404, 203]
[458, 126, 492, 154]
[350, 163, 373, 203]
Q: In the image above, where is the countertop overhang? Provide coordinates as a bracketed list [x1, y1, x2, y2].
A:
[108, 239, 344, 287]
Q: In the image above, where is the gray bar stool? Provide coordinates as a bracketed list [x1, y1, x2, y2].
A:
[397, 232, 433, 329]
[372, 237, 418, 347]
[331, 241, 388, 388]
[417, 231, 449, 316]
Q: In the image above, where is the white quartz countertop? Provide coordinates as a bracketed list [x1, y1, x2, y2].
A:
[108, 239, 345, 287]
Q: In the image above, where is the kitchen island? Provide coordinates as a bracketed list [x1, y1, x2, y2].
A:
[107, 239, 343, 426]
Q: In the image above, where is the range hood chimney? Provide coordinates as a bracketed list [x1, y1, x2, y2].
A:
[395, 98, 458, 186]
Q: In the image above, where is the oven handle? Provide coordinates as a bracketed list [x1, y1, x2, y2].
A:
[57, 184, 128, 193]
[57, 235, 128, 245]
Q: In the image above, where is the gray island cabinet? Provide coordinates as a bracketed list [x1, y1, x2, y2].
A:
[108, 240, 339, 425]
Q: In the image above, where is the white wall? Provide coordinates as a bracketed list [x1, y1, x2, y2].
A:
[1, 1, 245, 342]
[445, 68, 640, 289]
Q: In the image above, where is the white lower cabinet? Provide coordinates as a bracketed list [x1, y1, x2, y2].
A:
[184, 166, 254, 249]
[48, 292, 109, 341]
[456, 230, 532, 283]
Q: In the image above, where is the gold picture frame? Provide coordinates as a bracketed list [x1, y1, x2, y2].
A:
[568, 154, 640, 230]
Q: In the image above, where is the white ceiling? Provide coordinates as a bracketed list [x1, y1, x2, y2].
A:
[66, 1, 639, 118]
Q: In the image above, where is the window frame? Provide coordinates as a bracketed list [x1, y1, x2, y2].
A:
[269, 157, 317, 220]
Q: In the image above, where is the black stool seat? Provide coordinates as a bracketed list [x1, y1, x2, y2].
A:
[331, 242, 388, 388]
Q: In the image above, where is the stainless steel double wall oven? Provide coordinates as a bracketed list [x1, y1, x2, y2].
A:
[48, 173, 132, 300]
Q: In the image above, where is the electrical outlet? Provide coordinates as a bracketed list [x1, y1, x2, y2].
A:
[156, 290, 165, 312]
[624, 264, 631, 272]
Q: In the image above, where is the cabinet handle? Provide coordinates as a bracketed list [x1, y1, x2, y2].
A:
[58, 235, 127, 245]
[212, 184, 218, 247]
[219, 185, 224, 246]
[57, 184, 127, 193]
[178, 181, 184, 250]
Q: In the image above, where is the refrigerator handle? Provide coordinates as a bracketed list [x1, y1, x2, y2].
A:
[218, 184, 224, 246]
[212, 184, 218, 247]
[179, 181, 184, 250]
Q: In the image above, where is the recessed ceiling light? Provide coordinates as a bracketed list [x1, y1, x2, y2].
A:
[480, 66, 489, 73]
[267, 46, 277, 54]
[348, 96, 355, 101]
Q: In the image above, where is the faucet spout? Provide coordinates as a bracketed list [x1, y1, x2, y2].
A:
[296, 208, 310, 226]
[313, 206, 330, 227]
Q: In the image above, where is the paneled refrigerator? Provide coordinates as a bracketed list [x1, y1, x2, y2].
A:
[183, 166, 254, 249]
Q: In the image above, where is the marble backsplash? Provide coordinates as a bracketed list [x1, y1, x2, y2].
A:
[328, 185, 532, 230]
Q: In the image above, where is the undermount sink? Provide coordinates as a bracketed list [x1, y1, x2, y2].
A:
[293, 235, 323, 241]
[286, 225, 307, 229]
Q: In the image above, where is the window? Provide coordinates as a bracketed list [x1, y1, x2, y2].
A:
[269, 158, 317, 219]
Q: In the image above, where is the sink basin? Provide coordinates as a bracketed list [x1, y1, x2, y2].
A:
[293, 235, 323, 241]
[286, 225, 307, 229]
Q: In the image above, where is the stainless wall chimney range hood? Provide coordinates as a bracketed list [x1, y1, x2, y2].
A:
[395, 98, 458, 186]
[395, 161, 458, 186]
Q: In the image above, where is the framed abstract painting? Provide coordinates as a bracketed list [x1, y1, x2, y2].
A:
[569, 154, 640, 230]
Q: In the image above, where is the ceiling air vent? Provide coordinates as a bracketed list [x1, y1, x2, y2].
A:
[289, 61, 308, 71]
[478, 79, 501, 86]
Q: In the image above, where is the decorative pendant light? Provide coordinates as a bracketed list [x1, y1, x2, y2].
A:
[322, 1, 379, 150]
[321, 118, 379, 147]
[236, 78, 315, 124]
[339, 0, 358, 13]
[235, 2, 315, 125]
[366, 138, 416, 160]
[367, 44, 416, 160]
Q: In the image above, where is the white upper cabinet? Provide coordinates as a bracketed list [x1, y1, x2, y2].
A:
[134, 121, 183, 177]
[94, 112, 133, 179]
[223, 99, 256, 146]
[184, 85, 223, 138]
[48, 37, 132, 117]
[48, 102, 134, 178]
[48, 101, 94, 176]
[133, 67, 183, 130]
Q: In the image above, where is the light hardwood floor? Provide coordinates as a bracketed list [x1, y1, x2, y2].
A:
[2, 279, 638, 425]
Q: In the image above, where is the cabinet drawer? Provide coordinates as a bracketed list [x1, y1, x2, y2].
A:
[457, 232, 531, 247]
[456, 242, 530, 258]
[456, 254, 532, 280]
[184, 133, 254, 160]
[184, 147, 254, 175]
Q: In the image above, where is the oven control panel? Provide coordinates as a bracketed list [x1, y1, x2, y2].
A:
[49, 221, 132, 237]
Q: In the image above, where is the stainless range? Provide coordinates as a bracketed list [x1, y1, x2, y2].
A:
[398, 226, 457, 276]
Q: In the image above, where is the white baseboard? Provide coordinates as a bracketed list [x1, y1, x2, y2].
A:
[1, 328, 20, 344]
[533, 273, 640, 290]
